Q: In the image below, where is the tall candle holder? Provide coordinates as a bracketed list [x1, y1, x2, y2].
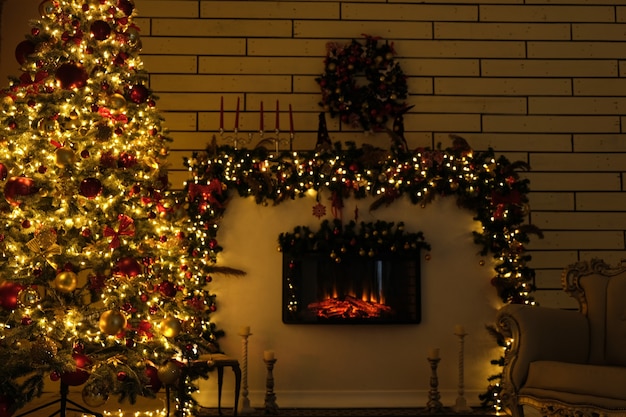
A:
[238, 328, 255, 415]
[453, 328, 472, 413]
[427, 356, 444, 413]
[263, 356, 279, 415]
[220, 128, 250, 150]
[254, 129, 290, 153]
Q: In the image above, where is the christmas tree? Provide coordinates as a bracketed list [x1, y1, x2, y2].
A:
[0, 0, 226, 415]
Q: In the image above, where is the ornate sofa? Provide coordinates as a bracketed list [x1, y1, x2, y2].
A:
[496, 258, 626, 417]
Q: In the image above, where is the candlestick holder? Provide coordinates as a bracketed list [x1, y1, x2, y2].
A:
[220, 128, 250, 150]
[254, 129, 290, 153]
[263, 358, 279, 415]
[453, 330, 472, 413]
[427, 357, 444, 413]
[238, 330, 255, 415]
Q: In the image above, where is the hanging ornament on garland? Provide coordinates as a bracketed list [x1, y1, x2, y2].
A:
[53, 271, 77, 292]
[316, 34, 409, 132]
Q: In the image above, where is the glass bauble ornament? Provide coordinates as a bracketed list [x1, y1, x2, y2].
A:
[108, 93, 126, 110]
[99, 310, 127, 335]
[55, 147, 75, 168]
[38, 117, 59, 134]
[79, 177, 102, 199]
[4, 177, 36, 206]
[145, 365, 162, 393]
[160, 317, 182, 338]
[18, 287, 40, 307]
[115, 257, 142, 277]
[38, 0, 56, 16]
[90, 20, 111, 41]
[55, 63, 88, 90]
[61, 353, 91, 386]
[15, 40, 35, 65]
[129, 84, 149, 103]
[157, 361, 182, 385]
[81, 380, 109, 407]
[54, 271, 78, 292]
[0, 281, 21, 310]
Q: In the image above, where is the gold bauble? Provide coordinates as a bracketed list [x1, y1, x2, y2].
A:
[109, 93, 127, 110]
[38, 118, 59, 134]
[99, 310, 127, 335]
[1, 95, 14, 111]
[157, 361, 182, 385]
[160, 317, 182, 338]
[55, 147, 75, 168]
[18, 287, 40, 307]
[54, 271, 78, 292]
[38, 0, 56, 16]
[81, 380, 109, 407]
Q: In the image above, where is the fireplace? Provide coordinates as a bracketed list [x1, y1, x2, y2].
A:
[282, 252, 421, 324]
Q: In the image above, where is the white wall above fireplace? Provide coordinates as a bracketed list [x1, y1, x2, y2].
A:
[198, 192, 503, 408]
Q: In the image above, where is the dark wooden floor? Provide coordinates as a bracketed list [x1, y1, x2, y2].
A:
[196, 406, 497, 416]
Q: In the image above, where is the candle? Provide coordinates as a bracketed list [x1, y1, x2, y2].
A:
[264, 350, 275, 361]
[259, 101, 264, 132]
[219, 96, 224, 130]
[454, 324, 466, 335]
[289, 104, 294, 133]
[239, 325, 250, 336]
[234, 97, 240, 131]
[429, 348, 439, 359]
[275, 100, 280, 131]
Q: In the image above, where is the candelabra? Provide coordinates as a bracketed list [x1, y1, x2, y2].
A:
[263, 355, 279, 415]
[238, 328, 255, 415]
[219, 128, 251, 150]
[427, 355, 443, 413]
[453, 328, 472, 413]
[220, 128, 294, 152]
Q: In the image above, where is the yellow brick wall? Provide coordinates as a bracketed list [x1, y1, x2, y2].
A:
[130, 0, 626, 306]
[3, 0, 626, 307]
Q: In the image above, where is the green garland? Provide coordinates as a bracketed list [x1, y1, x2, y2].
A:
[316, 34, 409, 132]
[184, 136, 542, 305]
[278, 219, 430, 261]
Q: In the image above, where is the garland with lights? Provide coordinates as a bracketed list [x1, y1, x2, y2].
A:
[185, 136, 541, 306]
[316, 34, 409, 132]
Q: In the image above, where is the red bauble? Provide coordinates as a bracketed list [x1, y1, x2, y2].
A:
[116, 257, 142, 277]
[118, 0, 134, 16]
[0, 163, 7, 180]
[79, 177, 102, 199]
[55, 63, 88, 89]
[61, 353, 91, 386]
[129, 84, 149, 104]
[15, 40, 35, 65]
[0, 395, 15, 417]
[145, 365, 162, 393]
[158, 281, 177, 297]
[90, 20, 111, 40]
[4, 177, 36, 206]
[0, 281, 22, 310]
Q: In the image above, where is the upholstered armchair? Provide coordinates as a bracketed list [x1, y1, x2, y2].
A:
[496, 258, 626, 417]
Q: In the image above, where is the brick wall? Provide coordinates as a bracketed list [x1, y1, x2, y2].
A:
[130, 0, 626, 308]
[3, 0, 624, 308]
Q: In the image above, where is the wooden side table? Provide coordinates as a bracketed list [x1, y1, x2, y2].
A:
[204, 353, 242, 416]
[166, 354, 241, 417]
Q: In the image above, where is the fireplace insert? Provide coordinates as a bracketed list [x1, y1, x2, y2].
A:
[282, 252, 421, 324]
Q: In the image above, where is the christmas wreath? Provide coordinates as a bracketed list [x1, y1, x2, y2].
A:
[316, 34, 409, 132]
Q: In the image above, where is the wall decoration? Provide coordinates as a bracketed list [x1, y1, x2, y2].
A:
[315, 34, 409, 132]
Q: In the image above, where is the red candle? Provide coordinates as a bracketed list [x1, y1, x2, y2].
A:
[260, 101, 264, 132]
[219, 96, 224, 130]
[289, 104, 294, 134]
[234, 97, 240, 130]
[275, 100, 280, 131]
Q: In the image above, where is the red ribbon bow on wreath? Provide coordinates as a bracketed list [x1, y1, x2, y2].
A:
[104, 214, 135, 249]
